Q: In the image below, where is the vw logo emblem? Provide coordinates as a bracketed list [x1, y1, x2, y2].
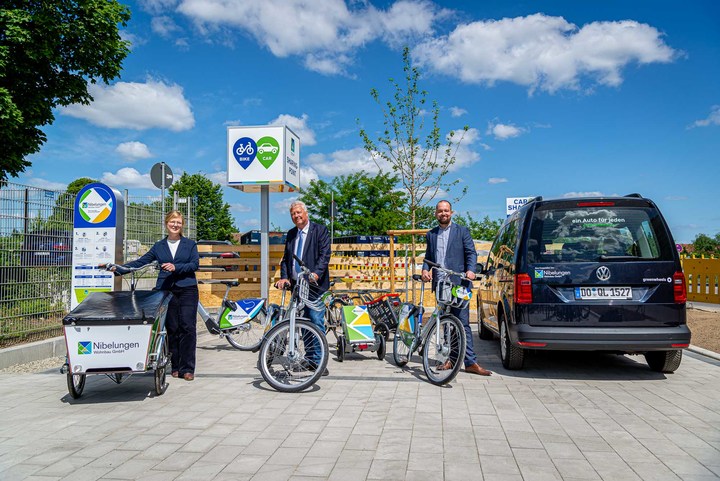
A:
[596, 266, 611, 281]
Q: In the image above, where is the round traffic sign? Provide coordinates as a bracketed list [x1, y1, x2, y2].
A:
[150, 162, 173, 189]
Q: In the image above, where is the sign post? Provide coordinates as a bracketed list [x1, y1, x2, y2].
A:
[151, 162, 174, 223]
[506, 196, 535, 217]
[227, 126, 300, 299]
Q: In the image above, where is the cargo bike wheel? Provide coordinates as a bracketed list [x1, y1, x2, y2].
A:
[422, 315, 466, 386]
[154, 339, 169, 395]
[259, 319, 328, 393]
[67, 372, 86, 399]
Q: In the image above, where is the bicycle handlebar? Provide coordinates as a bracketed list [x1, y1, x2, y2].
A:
[100, 262, 158, 276]
[422, 259, 468, 279]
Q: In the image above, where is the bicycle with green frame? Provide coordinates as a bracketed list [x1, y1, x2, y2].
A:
[392, 259, 470, 386]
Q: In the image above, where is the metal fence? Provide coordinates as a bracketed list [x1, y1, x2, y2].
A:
[0, 182, 195, 347]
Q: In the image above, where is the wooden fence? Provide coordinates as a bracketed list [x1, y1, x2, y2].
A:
[197, 245, 720, 307]
[682, 257, 720, 304]
[197, 243, 432, 307]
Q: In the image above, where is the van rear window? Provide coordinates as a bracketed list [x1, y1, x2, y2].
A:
[528, 206, 673, 263]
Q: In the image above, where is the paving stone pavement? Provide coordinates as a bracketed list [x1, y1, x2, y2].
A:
[1, 326, 719, 481]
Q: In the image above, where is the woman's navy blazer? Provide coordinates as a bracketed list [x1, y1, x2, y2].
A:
[124, 236, 199, 290]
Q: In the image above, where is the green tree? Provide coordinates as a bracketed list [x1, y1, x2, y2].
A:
[453, 213, 503, 241]
[44, 177, 98, 230]
[300, 171, 407, 236]
[358, 46, 469, 231]
[0, 1, 131, 182]
[691, 233, 720, 257]
[169, 173, 236, 241]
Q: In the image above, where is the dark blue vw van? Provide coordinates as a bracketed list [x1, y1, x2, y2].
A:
[477, 194, 690, 372]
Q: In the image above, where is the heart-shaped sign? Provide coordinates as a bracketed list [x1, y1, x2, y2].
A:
[256, 136, 280, 169]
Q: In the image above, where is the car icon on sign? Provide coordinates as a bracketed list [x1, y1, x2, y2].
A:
[258, 143, 278, 154]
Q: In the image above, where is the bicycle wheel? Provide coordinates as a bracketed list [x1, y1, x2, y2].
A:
[422, 315, 466, 386]
[67, 373, 86, 399]
[226, 307, 267, 351]
[392, 328, 412, 367]
[259, 319, 328, 393]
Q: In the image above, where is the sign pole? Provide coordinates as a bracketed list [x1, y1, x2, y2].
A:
[260, 186, 269, 299]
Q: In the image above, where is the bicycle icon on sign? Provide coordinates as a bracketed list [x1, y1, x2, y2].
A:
[236, 142, 255, 156]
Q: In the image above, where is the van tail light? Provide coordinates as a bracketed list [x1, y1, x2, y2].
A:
[673, 271, 687, 304]
[514, 273, 533, 304]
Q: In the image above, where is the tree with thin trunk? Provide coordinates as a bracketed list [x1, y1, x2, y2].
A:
[358, 46, 469, 263]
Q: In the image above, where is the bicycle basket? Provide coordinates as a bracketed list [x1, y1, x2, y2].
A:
[296, 274, 324, 311]
[436, 279, 471, 309]
[366, 293, 401, 328]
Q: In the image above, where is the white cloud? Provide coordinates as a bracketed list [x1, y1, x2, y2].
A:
[412, 14, 676, 93]
[230, 203, 252, 213]
[300, 166, 320, 189]
[487, 121, 526, 140]
[488, 177, 508, 184]
[115, 141, 153, 161]
[20, 178, 68, 191]
[177, 0, 443, 75]
[450, 106, 467, 117]
[562, 191, 605, 198]
[139, 0, 179, 15]
[448, 127, 481, 171]
[152, 16, 182, 37]
[241, 218, 260, 228]
[305, 147, 383, 177]
[268, 113, 317, 146]
[204, 171, 227, 185]
[61, 79, 195, 131]
[689, 105, 720, 128]
[100, 167, 155, 189]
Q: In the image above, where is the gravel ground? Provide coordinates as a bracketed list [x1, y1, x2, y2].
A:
[2, 308, 718, 374]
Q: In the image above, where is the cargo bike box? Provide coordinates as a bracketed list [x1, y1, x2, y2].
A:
[336, 304, 386, 362]
[365, 293, 401, 339]
[62, 290, 172, 399]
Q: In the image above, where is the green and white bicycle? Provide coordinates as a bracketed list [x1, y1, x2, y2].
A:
[392, 259, 470, 386]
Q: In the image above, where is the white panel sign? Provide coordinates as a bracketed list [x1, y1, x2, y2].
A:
[227, 125, 300, 192]
[64, 324, 153, 373]
[506, 197, 535, 216]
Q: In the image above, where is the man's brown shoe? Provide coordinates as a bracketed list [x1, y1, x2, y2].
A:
[171, 371, 179, 378]
[437, 360, 453, 371]
[183, 373, 194, 381]
[465, 364, 492, 376]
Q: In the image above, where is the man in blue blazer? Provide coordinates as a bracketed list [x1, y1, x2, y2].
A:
[422, 200, 492, 376]
[276, 200, 331, 375]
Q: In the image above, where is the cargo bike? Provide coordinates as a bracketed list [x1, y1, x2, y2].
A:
[61, 263, 171, 399]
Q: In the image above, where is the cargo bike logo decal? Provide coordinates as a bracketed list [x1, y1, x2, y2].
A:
[342, 306, 374, 342]
[78, 341, 92, 355]
[78, 187, 114, 223]
[78, 340, 141, 355]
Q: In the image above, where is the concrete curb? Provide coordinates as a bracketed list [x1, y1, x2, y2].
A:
[0, 336, 66, 370]
[688, 344, 720, 361]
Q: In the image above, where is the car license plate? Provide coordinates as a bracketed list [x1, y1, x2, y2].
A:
[574, 286, 632, 300]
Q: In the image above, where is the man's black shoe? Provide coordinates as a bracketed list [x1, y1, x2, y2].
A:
[321, 368, 329, 376]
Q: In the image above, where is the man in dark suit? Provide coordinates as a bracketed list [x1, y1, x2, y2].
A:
[422, 200, 492, 376]
[276, 200, 331, 375]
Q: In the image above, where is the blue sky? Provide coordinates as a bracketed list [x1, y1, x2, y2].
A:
[17, 0, 720, 243]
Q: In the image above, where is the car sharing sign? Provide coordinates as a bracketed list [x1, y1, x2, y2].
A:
[506, 197, 535, 217]
[227, 125, 300, 192]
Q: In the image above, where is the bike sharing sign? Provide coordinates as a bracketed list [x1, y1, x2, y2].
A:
[227, 126, 300, 192]
[71, 183, 125, 309]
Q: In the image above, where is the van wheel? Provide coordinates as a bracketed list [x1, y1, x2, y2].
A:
[645, 350, 682, 373]
[499, 315, 524, 370]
